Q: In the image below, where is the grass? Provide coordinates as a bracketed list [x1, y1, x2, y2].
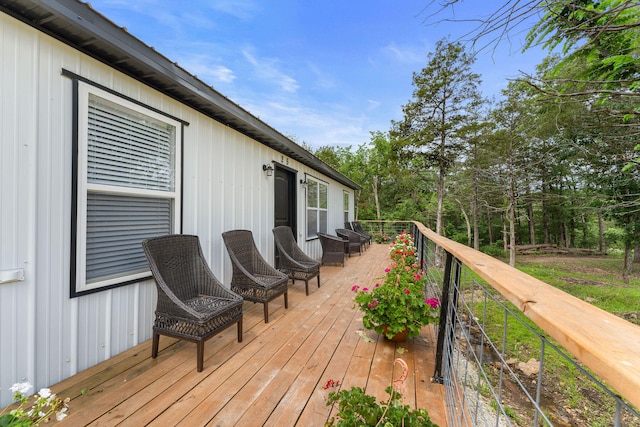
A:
[462, 253, 640, 426]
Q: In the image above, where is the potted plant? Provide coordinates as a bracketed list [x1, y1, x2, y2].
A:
[353, 232, 440, 341]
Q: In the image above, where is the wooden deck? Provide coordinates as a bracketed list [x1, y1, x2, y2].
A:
[49, 243, 446, 426]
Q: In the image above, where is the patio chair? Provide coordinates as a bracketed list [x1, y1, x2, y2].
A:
[142, 234, 244, 372]
[317, 232, 348, 266]
[222, 229, 289, 323]
[352, 221, 373, 248]
[335, 228, 364, 257]
[272, 226, 321, 296]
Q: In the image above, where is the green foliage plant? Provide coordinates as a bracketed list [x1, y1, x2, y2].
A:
[352, 232, 440, 340]
[324, 358, 439, 427]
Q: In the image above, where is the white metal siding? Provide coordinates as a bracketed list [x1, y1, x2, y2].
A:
[0, 11, 354, 407]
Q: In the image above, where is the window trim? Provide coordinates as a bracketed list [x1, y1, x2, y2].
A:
[71, 80, 183, 297]
[343, 191, 350, 224]
[305, 176, 328, 240]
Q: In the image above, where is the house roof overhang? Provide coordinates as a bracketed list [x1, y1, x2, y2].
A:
[0, 0, 360, 190]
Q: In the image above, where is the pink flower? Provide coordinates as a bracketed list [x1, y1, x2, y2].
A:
[405, 266, 411, 272]
[426, 297, 440, 309]
[362, 287, 369, 292]
[351, 285, 360, 292]
[368, 299, 379, 308]
[374, 283, 381, 288]
[413, 274, 421, 280]
[403, 288, 410, 295]
[384, 267, 391, 273]
[412, 263, 419, 268]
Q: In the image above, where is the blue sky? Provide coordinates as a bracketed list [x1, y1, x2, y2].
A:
[89, 1, 548, 150]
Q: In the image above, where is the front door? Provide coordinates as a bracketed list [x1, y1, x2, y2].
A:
[274, 166, 297, 267]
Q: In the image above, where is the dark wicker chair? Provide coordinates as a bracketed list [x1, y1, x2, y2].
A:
[142, 234, 244, 372]
[222, 230, 289, 323]
[352, 221, 373, 248]
[335, 228, 364, 257]
[317, 233, 348, 266]
[272, 226, 321, 295]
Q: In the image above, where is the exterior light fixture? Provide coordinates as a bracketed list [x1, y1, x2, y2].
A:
[300, 179, 307, 188]
[263, 164, 274, 176]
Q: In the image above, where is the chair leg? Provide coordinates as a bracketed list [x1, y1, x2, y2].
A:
[317, 273, 321, 288]
[151, 332, 160, 359]
[197, 341, 204, 372]
[284, 291, 289, 309]
[304, 278, 309, 296]
[237, 317, 243, 342]
[264, 302, 270, 323]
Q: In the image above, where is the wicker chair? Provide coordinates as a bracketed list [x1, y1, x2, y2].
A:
[222, 230, 289, 323]
[317, 233, 348, 266]
[142, 234, 244, 372]
[272, 226, 321, 296]
[352, 221, 373, 248]
[335, 228, 364, 257]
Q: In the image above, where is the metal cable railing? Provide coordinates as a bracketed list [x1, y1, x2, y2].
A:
[359, 220, 640, 426]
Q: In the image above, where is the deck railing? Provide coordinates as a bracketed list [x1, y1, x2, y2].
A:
[359, 220, 640, 426]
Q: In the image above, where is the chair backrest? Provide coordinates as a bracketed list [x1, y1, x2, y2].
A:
[222, 229, 261, 274]
[344, 222, 354, 230]
[273, 226, 297, 255]
[335, 228, 358, 243]
[142, 234, 203, 301]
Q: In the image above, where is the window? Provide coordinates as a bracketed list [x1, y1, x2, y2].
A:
[72, 83, 182, 295]
[343, 191, 350, 223]
[306, 177, 328, 239]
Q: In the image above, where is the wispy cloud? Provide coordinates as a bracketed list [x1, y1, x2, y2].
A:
[306, 62, 336, 90]
[380, 41, 428, 64]
[210, 0, 259, 21]
[242, 49, 300, 93]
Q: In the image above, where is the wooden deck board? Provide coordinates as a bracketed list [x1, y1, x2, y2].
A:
[44, 243, 446, 426]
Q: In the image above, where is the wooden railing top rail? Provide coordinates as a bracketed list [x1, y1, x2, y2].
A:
[412, 222, 640, 410]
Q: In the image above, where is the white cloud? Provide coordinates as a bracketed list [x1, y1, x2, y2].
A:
[242, 49, 300, 93]
[380, 41, 428, 64]
[306, 62, 336, 89]
[367, 99, 381, 111]
[210, 0, 259, 21]
[176, 54, 236, 85]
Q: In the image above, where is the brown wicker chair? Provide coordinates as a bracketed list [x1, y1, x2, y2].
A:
[352, 221, 373, 248]
[335, 228, 364, 257]
[222, 230, 289, 323]
[317, 233, 348, 266]
[272, 226, 321, 295]
[142, 234, 243, 372]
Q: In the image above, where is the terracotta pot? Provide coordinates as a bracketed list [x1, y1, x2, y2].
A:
[383, 325, 408, 342]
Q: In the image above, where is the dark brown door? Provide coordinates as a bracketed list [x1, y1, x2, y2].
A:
[274, 166, 297, 267]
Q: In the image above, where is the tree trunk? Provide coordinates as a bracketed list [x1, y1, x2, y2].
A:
[598, 209, 605, 253]
[473, 182, 479, 250]
[372, 175, 381, 220]
[456, 198, 472, 246]
[528, 200, 535, 245]
[487, 208, 494, 244]
[502, 211, 508, 253]
[623, 243, 633, 284]
[634, 244, 640, 263]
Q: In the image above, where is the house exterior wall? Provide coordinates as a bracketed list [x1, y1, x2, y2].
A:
[0, 12, 354, 407]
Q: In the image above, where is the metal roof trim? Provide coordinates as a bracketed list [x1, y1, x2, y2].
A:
[0, 0, 360, 189]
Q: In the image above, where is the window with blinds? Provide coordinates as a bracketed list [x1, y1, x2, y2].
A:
[73, 83, 181, 294]
[306, 177, 328, 239]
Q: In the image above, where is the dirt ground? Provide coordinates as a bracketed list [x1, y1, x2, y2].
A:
[489, 254, 640, 425]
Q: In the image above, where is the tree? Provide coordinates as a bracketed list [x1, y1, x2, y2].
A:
[393, 38, 484, 241]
